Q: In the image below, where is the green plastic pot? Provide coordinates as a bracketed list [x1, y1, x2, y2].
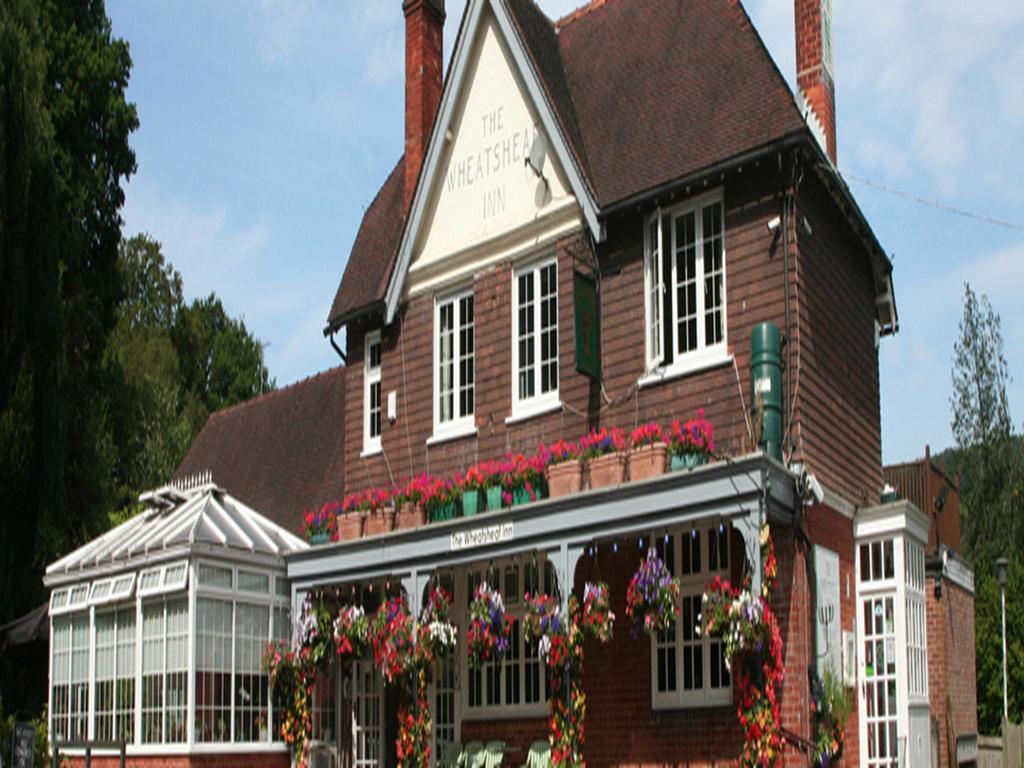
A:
[670, 453, 707, 472]
[310, 531, 329, 545]
[486, 486, 503, 511]
[462, 490, 481, 517]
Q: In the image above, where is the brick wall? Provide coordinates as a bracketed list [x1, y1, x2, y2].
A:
[927, 575, 978, 767]
[342, 164, 882, 510]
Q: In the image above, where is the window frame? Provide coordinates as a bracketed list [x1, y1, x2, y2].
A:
[363, 330, 383, 456]
[460, 558, 555, 720]
[641, 189, 729, 382]
[432, 287, 476, 441]
[510, 256, 560, 421]
[651, 523, 734, 711]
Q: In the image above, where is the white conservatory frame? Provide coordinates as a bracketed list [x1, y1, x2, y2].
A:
[44, 480, 307, 755]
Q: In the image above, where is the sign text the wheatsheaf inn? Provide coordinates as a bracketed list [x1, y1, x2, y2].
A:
[445, 106, 537, 221]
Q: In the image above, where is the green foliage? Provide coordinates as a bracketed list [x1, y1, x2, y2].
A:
[0, 701, 52, 768]
[949, 283, 1024, 732]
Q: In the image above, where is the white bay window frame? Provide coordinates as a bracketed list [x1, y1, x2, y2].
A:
[641, 190, 729, 383]
[510, 257, 560, 421]
[432, 288, 476, 441]
[363, 331, 383, 456]
[651, 523, 733, 710]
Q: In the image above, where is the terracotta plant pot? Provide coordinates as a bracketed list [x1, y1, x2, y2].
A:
[588, 452, 627, 489]
[336, 513, 364, 541]
[364, 507, 396, 536]
[547, 460, 583, 498]
[396, 502, 426, 530]
[629, 443, 668, 481]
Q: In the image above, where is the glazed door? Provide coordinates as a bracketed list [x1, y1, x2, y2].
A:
[352, 661, 384, 768]
[859, 593, 900, 767]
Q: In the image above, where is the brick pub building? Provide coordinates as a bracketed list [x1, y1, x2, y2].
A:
[45, 0, 979, 766]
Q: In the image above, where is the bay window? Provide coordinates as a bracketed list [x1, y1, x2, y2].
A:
[434, 290, 475, 438]
[511, 258, 559, 419]
[94, 608, 136, 742]
[652, 524, 733, 709]
[364, 331, 382, 454]
[643, 191, 727, 377]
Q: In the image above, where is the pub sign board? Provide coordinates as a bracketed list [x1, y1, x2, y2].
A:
[12, 721, 33, 768]
[573, 270, 600, 380]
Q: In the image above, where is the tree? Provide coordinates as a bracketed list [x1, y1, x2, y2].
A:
[0, 0, 137, 717]
[950, 283, 1024, 732]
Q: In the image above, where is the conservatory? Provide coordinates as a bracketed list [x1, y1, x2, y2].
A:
[43, 477, 307, 756]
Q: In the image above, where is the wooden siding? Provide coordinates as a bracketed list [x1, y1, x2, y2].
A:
[341, 163, 882, 506]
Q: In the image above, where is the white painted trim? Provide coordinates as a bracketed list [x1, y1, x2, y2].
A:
[363, 330, 383, 455]
[427, 424, 478, 446]
[855, 500, 930, 546]
[510, 256, 559, 419]
[637, 350, 733, 389]
[504, 399, 562, 425]
[433, 287, 477, 439]
[383, 0, 603, 325]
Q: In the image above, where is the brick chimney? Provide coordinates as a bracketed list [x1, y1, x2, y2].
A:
[795, 0, 836, 164]
[403, 0, 445, 210]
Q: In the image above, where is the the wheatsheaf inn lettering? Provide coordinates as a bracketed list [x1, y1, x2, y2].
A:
[444, 106, 537, 220]
[449, 522, 514, 551]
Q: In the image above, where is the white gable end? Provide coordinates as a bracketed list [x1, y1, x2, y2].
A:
[405, 6, 581, 297]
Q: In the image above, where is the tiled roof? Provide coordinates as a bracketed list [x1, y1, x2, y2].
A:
[173, 366, 347, 535]
[327, 0, 807, 326]
[556, 0, 806, 207]
[327, 158, 406, 327]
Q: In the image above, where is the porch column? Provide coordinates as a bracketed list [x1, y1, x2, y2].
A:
[401, 570, 429, 618]
[554, 542, 585, 614]
[733, 509, 763, 596]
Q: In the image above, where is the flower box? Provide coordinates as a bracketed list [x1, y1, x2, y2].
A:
[310, 531, 329, 545]
[430, 500, 458, 523]
[588, 452, 627, 489]
[462, 490, 481, 517]
[485, 486, 502, 511]
[336, 512, 364, 541]
[547, 459, 583, 498]
[364, 507, 396, 536]
[396, 502, 426, 529]
[512, 486, 532, 506]
[670, 452, 707, 472]
[629, 443, 668, 481]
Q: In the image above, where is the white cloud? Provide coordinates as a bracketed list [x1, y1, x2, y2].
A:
[121, 178, 270, 302]
[256, 0, 310, 65]
[957, 241, 1024, 303]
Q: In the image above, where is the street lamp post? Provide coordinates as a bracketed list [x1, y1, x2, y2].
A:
[996, 557, 1009, 725]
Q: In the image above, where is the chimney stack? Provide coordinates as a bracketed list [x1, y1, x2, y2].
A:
[795, 0, 836, 164]
[403, 0, 445, 210]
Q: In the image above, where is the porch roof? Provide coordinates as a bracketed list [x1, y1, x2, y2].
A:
[286, 453, 796, 599]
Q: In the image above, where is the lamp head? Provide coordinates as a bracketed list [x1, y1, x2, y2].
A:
[996, 557, 1009, 588]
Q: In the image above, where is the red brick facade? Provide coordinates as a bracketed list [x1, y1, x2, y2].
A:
[927, 577, 978, 767]
[344, 166, 883, 509]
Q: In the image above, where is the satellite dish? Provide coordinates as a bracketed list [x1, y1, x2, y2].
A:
[526, 131, 547, 177]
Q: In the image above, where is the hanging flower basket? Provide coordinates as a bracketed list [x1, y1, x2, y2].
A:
[333, 605, 369, 660]
[625, 548, 681, 638]
[466, 582, 512, 667]
[580, 581, 615, 642]
[302, 504, 337, 544]
[263, 642, 313, 766]
[298, 596, 335, 669]
[415, 587, 458, 665]
[369, 596, 415, 683]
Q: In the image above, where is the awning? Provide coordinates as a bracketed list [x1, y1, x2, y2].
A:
[0, 603, 49, 653]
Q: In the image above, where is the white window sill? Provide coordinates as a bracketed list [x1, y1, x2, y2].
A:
[637, 350, 733, 388]
[360, 446, 382, 459]
[505, 398, 563, 425]
[427, 423, 478, 446]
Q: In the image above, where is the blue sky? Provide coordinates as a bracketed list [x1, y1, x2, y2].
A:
[107, 0, 1024, 464]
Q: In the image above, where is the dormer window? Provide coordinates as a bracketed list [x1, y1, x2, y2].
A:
[643, 191, 729, 380]
[363, 331, 382, 455]
[511, 257, 559, 420]
[433, 290, 475, 441]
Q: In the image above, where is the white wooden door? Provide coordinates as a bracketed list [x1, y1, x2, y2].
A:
[352, 661, 384, 768]
[859, 593, 900, 767]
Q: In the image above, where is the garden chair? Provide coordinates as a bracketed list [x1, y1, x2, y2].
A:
[484, 740, 506, 768]
[463, 740, 486, 768]
[520, 740, 550, 768]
